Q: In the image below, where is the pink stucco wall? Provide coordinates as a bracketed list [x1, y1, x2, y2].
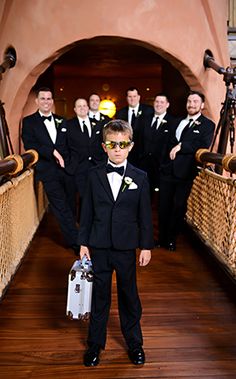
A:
[0, 0, 229, 152]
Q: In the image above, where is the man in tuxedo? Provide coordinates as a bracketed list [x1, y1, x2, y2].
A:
[88, 93, 110, 126]
[21, 87, 79, 254]
[79, 120, 154, 367]
[66, 98, 106, 213]
[139, 93, 177, 196]
[116, 87, 153, 166]
[158, 90, 215, 251]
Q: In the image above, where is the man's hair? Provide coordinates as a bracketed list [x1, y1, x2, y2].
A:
[103, 119, 133, 141]
[36, 87, 53, 97]
[188, 90, 205, 102]
[126, 87, 139, 95]
[154, 93, 170, 102]
[89, 93, 100, 101]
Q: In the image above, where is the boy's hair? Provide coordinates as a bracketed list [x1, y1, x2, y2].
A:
[103, 119, 133, 141]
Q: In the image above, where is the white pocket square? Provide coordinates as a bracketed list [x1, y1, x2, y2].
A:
[96, 131, 100, 134]
[193, 130, 200, 133]
[164, 129, 168, 133]
[61, 128, 67, 132]
[128, 182, 138, 190]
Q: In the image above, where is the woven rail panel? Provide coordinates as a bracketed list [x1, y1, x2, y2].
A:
[0, 170, 46, 298]
[187, 169, 236, 278]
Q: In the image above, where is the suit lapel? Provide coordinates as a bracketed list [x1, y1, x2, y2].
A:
[116, 164, 136, 202]
[96, 165, 114, 202]
[35, 112, 55, 144]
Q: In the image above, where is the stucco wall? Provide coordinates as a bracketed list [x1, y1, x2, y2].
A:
[0, 0, 229, 152]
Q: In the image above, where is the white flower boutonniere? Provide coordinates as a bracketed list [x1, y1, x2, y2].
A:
[92, 122, 96, 127]
[194, 120, 201, 126]
[161, 119, 167, 125]
[137, 110, 142, 117]
[101, 115, 105, 121]
[55, 118, 63, 128]
[122, 176, 133, 192]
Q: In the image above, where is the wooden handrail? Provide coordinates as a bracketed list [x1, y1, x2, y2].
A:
[0, 149, 38, 176]
[196, 149, 236, 173]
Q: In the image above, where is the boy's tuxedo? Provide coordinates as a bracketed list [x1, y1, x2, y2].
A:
[78, 162, 154, 350]
[78, 162, 154, 250]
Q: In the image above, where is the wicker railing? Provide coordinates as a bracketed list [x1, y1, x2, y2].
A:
[186, 149, 236, 279]
[0, 151, 47, 298]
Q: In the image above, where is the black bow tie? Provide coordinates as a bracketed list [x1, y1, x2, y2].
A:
[106, 164, 124, 176]
[42, 115, 52, 122]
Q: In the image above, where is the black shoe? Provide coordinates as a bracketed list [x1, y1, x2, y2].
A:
[71, 244, 80, 256]
[155, 239, 166, 248]
[128, 347, 145, 365]
[84, 348, 100, 367]
[167, 241, 176, 251]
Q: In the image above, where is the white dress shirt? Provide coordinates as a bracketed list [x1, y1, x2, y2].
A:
[107, 159, 127, 200]
[175, 112, 201, 141]
[78, 116, 92, 137]
[39, 111, 57, 144]
[128, 105, 139, 125]
[151, 112, 167, 129]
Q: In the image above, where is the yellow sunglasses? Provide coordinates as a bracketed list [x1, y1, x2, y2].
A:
[104, 141, 132, 149]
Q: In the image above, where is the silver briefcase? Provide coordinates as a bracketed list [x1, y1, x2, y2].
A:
[66, 257, 93, 320]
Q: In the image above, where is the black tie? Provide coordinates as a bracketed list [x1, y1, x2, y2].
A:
[82, 121, 89, 137]
[131, 109, 136, 127]
[42, 115, 52, 122]
[106, 164, 124, 176]
[93, 114, 96, 119]
[180, 119, 193, 140]
[151, 116, 159, 129]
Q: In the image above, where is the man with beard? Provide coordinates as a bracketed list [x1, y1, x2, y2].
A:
[158, 91, 215, 251]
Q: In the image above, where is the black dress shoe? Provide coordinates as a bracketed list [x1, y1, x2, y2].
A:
[84, 348, 100, 367]
[168, 241, 176, 251]
[128, 347, 145, 365]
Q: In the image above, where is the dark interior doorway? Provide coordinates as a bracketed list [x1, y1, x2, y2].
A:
[34, 36, 189, 118]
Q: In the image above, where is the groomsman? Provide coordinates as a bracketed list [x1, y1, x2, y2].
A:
[158, 90, 215, 251]
[22, 87, 79, 254]
[116, 87, 152, 166]
[88, 93, 110, 126]
[139, 93, 177, 195]
[66, 98, 106, 215]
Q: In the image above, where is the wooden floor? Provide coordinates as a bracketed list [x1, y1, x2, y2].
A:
[0, 212, 236, 379]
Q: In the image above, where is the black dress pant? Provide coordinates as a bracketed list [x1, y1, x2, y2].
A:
[158, 174, 193, 243]
[88, 248, 143, 350]
[42, 170, 78, 246]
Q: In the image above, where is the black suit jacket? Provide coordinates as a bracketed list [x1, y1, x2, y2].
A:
[140, 112, 178, 164]
[66, 117, 106, 176]
[116, 103, 153, 165]
[22, 111, 68, 181]
[78, 162, 154, 250]
[161, 114, 215, 180]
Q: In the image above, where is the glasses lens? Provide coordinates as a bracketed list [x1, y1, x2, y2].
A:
[105, 141, 116, 149]
[119, 141, 131, 149]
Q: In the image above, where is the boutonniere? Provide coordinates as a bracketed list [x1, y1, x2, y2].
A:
[194, 120, 201, 126]
[55, 118, 63, 128]
[122, 176, 138, 191]
[101, 115, 105, 121]
[137, 110, 142, 117]
[161, 119, 167, 124]
[92, 122, 96, 127]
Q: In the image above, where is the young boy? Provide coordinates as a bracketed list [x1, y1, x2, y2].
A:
[79, 119, 154, 367]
